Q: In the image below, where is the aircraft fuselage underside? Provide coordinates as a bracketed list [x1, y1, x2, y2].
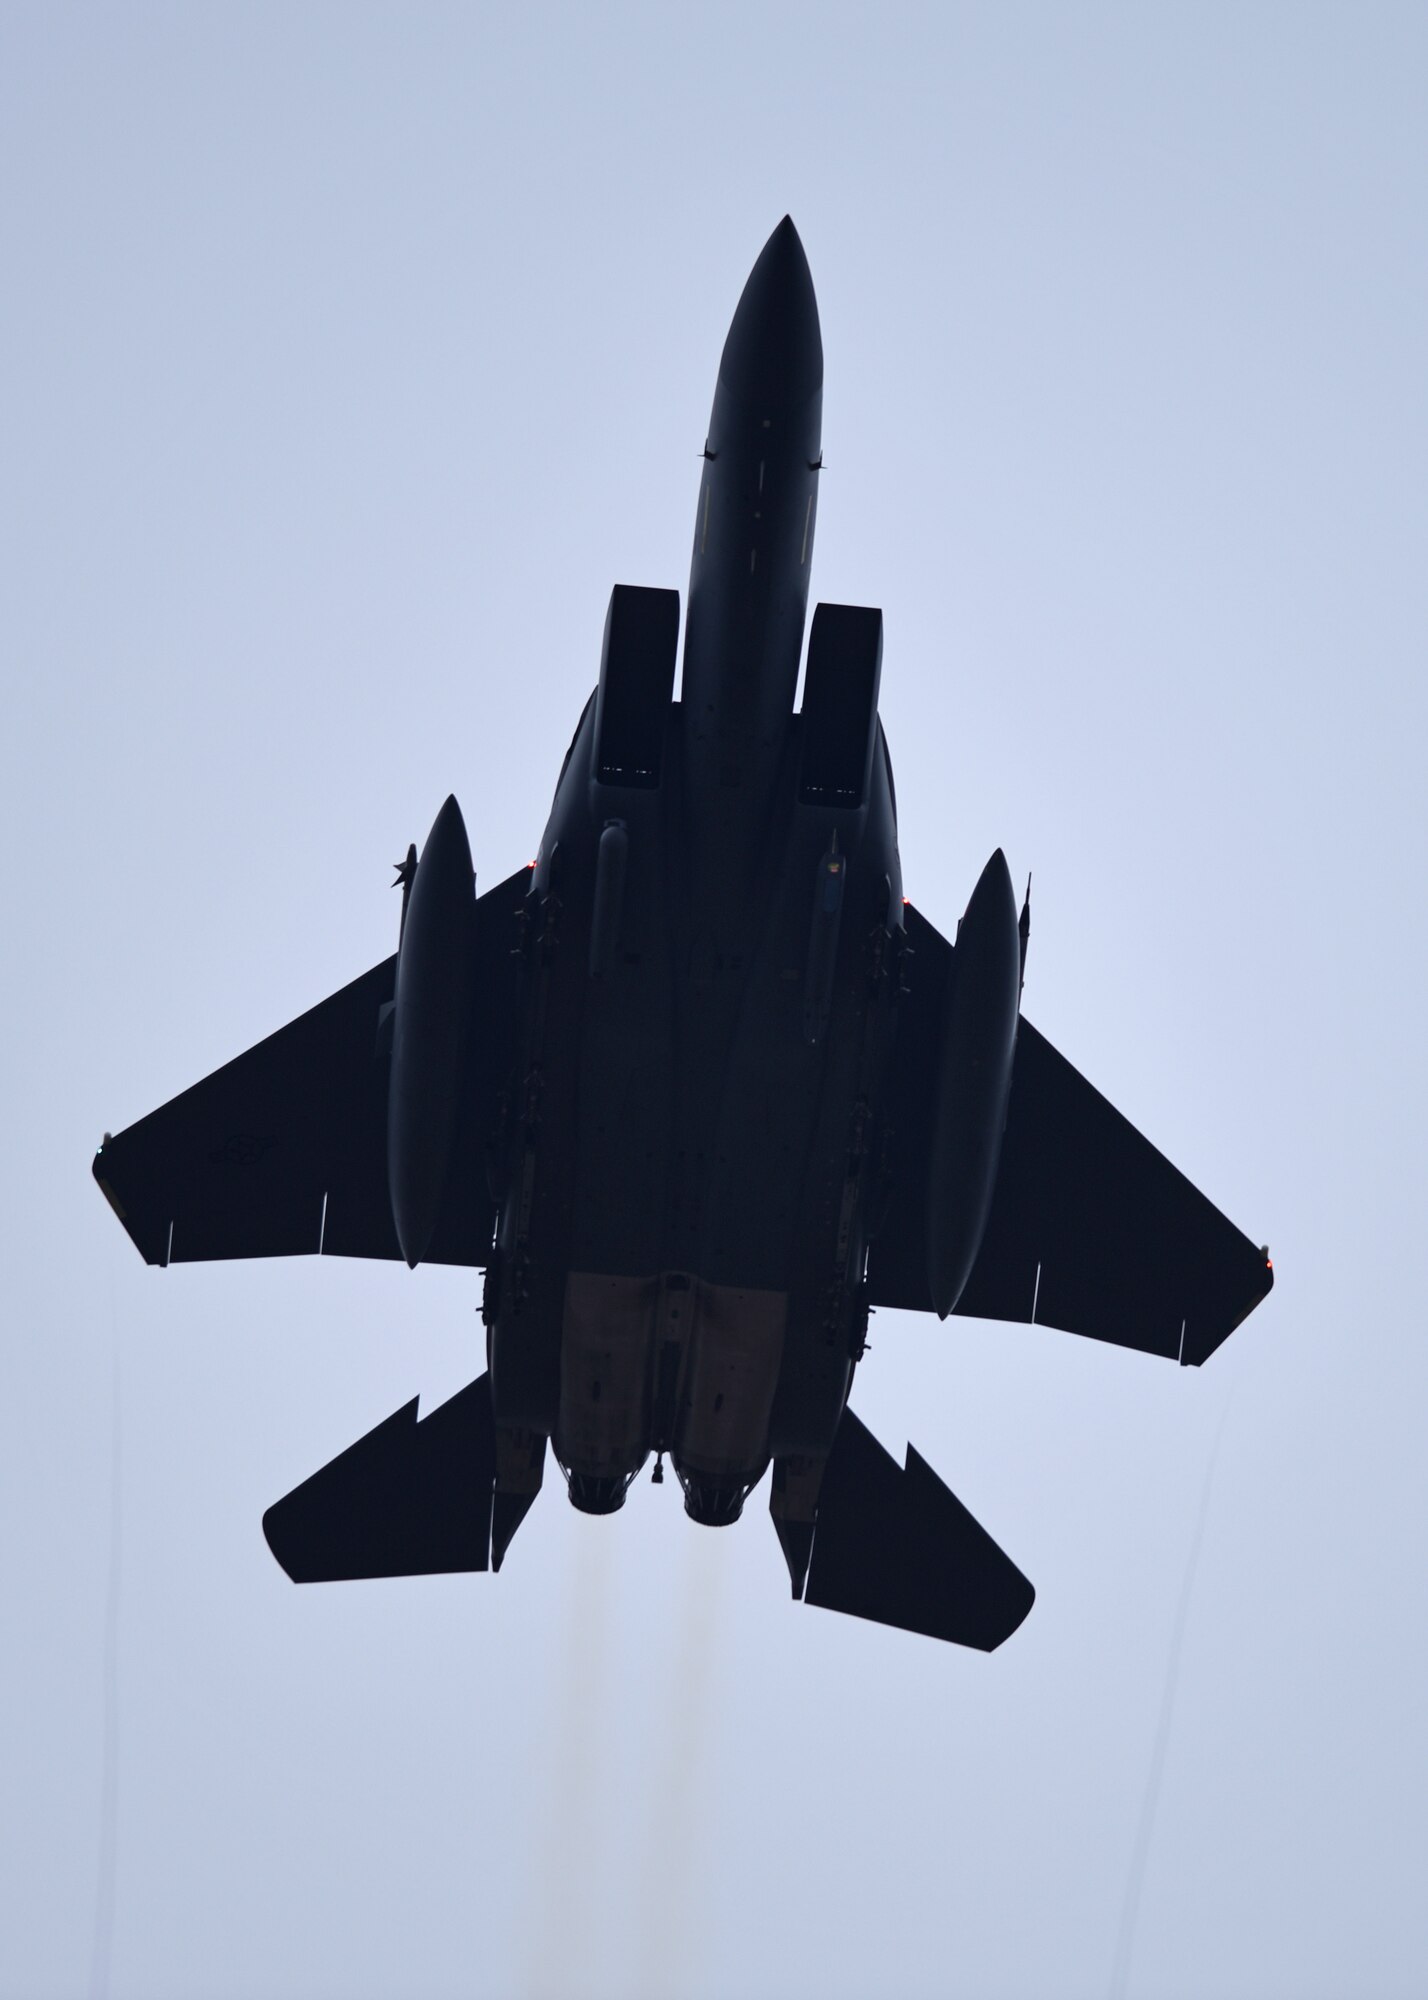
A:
[485, 684, 903, 1532]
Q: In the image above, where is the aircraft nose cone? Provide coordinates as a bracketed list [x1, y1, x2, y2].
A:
[718, 215, 823, 409]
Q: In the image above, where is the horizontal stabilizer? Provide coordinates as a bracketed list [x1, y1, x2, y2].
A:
[804, 1406, 1034, 1650]
[263, 1374, 496, 1583]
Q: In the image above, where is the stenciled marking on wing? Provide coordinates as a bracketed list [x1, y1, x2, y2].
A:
[209, 1133, 277, 1167]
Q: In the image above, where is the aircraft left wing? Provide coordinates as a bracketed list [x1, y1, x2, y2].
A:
[867, 901, 1274, 1365]
[92, 865, 532, 1268]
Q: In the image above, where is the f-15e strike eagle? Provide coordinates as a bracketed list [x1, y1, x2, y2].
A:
[94, 218, 1273, 1650]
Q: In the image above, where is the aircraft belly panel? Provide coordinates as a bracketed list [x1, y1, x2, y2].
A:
[673, 1281, 787, 1484]
[555, 1272, 659, 1480]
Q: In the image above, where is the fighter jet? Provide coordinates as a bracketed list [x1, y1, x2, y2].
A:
[93, 218, 1273, 1650]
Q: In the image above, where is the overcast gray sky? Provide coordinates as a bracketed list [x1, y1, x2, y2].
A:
[3, 6, 1426, 1997]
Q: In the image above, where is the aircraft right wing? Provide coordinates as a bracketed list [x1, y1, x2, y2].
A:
[867, 902, 1273, 1365]
[92, 865, 532, 1269]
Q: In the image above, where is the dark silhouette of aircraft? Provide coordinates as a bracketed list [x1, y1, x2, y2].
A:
[93, 219, 1272, 1649]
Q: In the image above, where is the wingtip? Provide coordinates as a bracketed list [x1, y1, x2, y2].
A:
[994, 1579, 1037, 1650]
[261, 1505, 300, 1584]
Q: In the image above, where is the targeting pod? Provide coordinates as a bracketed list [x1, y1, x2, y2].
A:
[387, 795, 477, 1268]
[926, 848, 1021, 1318]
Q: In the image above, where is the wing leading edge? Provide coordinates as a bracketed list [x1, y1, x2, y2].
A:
[867, 902, 1273, 1364]
[93, 865, 532, 1269]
